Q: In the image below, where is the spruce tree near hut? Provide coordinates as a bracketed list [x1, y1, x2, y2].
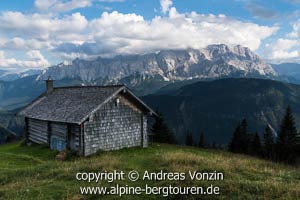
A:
[198, 132, 205, 148]
[228, 106, 300, 165]
[276, 105, 298, 164]
[249, 132, 262, 157]
[229, 119, 249, 154]
[229, 124, 242, 153]
[185, 131, 194, 146]
[263, 125, 275, 160]
[151, 112, 175, 144]
[240, 119, 249, 154]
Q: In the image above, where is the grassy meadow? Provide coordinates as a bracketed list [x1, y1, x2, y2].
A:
[0, 142, 299, 200]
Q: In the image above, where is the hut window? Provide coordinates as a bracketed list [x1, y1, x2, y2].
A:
[115, 98, 120, 107]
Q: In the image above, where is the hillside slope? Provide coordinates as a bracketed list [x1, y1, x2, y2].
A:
[272, 63, 300, 84]
[0, 142, 299, 200]
[0, 76, 44, 110]
[143, 78, 300, 144]
[273, 63, 300, 80]
[0, 125, 16, 144]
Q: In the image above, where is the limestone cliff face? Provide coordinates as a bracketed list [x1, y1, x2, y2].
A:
[38, 44, 277, 82]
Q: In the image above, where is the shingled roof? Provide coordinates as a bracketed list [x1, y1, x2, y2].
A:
[18, 85, 155, 124]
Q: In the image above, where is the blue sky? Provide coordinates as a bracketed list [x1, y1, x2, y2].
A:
[0, 0, 299, 71]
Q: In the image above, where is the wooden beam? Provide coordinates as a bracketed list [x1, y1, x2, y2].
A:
[141, 114, 144, 147]
[67, 124, 71, 150]
[48, 121, 51, 147]
[24, 117, 29, 143]
[80, 123, 85, 156]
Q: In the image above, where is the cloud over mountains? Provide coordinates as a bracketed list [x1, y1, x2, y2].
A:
[0, 0, 298, 71]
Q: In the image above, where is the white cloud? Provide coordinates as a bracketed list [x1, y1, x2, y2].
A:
[0, 3, 280, 70]
[0, 37, 6, 47]
[0, 37, 52, 52]
[0, 50, 49, 70]
[160, 0, 173, 14]
[263, 20, 300, 62]
[287, 20, 300, 38]
[98, 0, 125, 2]
[0, 51, 4, 59]
[35, 0, 92, 12]
[34, 0, 124, 12]
[0, 11, 90, 69]
[0, 12, 88, 42]
[264, 38, 300, 62]
[56, 10, 277, 58]
[27, 50, 47, 61]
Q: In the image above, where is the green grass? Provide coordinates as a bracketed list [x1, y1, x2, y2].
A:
[0, 142, 299, 200]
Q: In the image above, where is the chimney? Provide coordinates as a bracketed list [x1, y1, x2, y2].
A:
[45, 76, 54, 93]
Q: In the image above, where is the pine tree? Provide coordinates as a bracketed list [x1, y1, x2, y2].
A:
[297, 131, 300, 154]
[198, 132, 205, 148]
[211, 141, 216, 149]
[185, 131, 193, 146]
[151, 113, 175, 144]
[229, 119, 251, 154]
[249, 132, 262, 157]
[240, 119, 249, 154]
[276, 105, 298, 163]
[297, 131, 300, 158]
[229, 123, 242, 153]
[263, 125, 275, 160]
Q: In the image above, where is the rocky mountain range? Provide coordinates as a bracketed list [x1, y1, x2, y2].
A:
[38, 44, 277, 83]
[0, 44, 299, 144]
[0, 43, 298, 112]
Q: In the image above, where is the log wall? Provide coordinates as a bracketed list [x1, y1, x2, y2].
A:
[27, 118, 80, 152]
[51, 122, 67, 139]
[28, 118, 48, 144]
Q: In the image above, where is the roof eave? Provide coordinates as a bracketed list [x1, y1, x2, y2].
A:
[16, 91, 47, 117]
[123, 88, 158, 117]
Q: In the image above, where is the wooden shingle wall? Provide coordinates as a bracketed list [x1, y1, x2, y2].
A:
[83, 94, 148, 156]
[142, 115, 148, 148]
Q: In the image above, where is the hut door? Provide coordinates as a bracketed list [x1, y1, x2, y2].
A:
[50, 122, 67, 151]
[69, 130, 75, 150]
[50, 136, 66, 151]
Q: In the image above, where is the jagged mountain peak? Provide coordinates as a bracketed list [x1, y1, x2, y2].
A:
[38, 44, 277, 82]
[206, 43, 231, 53]
[203, 44, 257, 60]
